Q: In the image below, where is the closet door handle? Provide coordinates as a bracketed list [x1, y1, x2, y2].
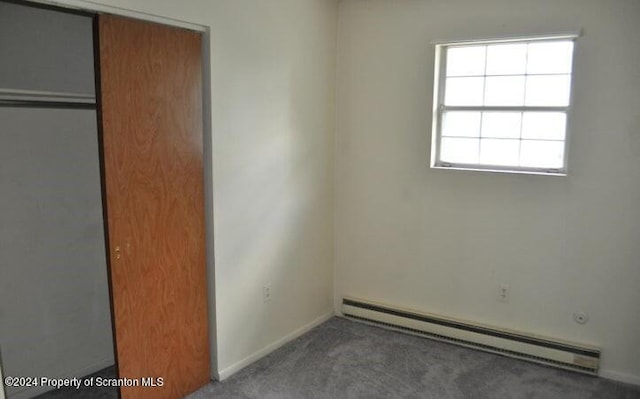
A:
[114, 245, 121, 260]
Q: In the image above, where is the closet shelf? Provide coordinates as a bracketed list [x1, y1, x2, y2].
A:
[0, 88, 96, 109]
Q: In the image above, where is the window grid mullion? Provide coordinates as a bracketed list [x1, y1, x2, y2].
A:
[478, 45, 488, 162]
[441, 105, 568, 112]
[446, 72, 571, 78]
[518, 43, 530, 167]
[517, 111, 524, 167]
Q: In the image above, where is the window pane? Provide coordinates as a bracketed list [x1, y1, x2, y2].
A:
[435, 38, 575, 173]
[525, 75, 571, 106]
[446, 46, 486, 77]
[527, 41, 574, 74]
[520, 140, 564, 168]
[481, 112, 522, 139]
[442, 112, 481, 137]
[486, 43, 527, 75]
[440, 137, 479, 164]
[521, 112, 566, 140]
[484, 76, 525, 106]
[444, 77, 484, 106]
[479, 139, 520, 166]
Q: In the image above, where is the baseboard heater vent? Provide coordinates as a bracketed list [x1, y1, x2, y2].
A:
[342, 297, 600, 375]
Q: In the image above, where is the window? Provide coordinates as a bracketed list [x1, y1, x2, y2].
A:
[430, 35, 577, 175]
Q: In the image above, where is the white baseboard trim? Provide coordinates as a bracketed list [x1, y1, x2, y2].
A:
[7, 357, 114, 399]
[216, 311, 334, 381]
[600, 369, 640, 386]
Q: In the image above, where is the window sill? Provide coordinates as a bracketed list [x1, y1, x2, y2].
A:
[430, 164, 567, 177]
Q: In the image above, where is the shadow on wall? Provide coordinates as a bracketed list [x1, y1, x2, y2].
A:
[219, 60, 333, 369]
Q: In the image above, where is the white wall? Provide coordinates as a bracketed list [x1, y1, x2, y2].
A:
[0, 1, 95, 94]
[335, 0, 640, 384]
[50, 0, 337, 379]
[0, 108, 114, 399]
[204, 1, 337, 377]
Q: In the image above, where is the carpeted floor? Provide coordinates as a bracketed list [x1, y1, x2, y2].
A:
[188, 317, 640, 399]
[33, 366, 118, 399]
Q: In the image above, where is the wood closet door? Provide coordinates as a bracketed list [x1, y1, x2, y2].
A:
[97, 15, 210, 399]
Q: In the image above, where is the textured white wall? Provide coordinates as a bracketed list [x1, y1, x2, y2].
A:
[50, 0, 337, 379]
[335, 0, 640, 384]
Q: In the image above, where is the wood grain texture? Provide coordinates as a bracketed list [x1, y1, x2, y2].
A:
[98, 15, 210, 399]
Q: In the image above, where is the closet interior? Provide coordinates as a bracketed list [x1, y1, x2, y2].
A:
[2, 1, 210, 399]
[0, 1, 116, 398]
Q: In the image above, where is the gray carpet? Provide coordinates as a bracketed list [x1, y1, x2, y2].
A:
[32, 366, 118, 399]
[188, 317, 640, 399]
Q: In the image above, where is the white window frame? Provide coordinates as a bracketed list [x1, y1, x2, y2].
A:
[430, 33, 580, 176]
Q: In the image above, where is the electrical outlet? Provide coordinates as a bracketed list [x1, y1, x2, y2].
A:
[498, 284, 509, 303]
[263, 284, 272, 303]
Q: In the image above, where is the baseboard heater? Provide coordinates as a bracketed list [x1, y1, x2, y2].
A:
[342, 297, 600, 375]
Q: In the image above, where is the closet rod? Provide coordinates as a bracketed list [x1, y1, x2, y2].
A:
[0, 99, 96, 109]
[0, 88, 96, 108]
